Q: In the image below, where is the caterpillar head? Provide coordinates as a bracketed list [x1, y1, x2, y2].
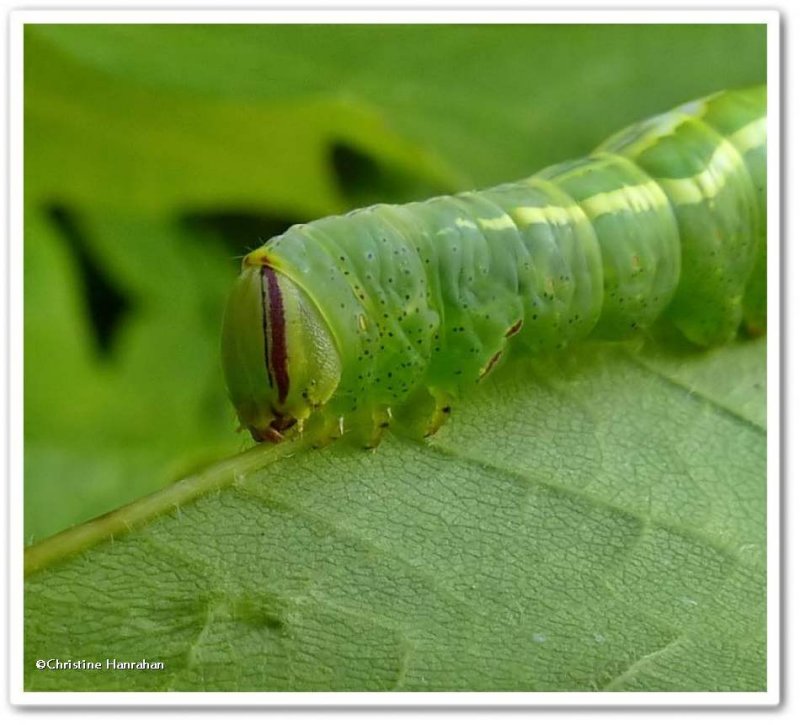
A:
[221, 262, 342, 442]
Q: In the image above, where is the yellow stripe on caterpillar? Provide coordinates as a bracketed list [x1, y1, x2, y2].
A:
[656, 138, 748, 205]
[580, 179, 670, 219]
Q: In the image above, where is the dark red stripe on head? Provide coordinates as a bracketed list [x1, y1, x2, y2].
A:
[261, 266, 290, 404]
[259, 271, 273, 387]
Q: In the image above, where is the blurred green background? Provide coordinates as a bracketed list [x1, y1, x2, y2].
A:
[24, 23, 766, 542]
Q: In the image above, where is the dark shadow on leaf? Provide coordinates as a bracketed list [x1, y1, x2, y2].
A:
[180, 210, 304, 259]
[330, 140, 453, 207]
[46, 203, 132, 358]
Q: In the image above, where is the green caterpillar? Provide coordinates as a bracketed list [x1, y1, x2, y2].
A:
[221, 86, 767, 446]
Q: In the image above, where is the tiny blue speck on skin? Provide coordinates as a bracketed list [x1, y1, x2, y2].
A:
[531, 633, 547, 643]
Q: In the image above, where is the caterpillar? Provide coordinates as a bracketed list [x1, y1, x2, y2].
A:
[221, 85, 767, 446]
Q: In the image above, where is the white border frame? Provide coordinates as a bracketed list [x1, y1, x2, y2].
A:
[7, 6, 781, 707]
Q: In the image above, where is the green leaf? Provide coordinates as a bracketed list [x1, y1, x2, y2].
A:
[25, 338, 765, 691]
[23, 23, 767, 691]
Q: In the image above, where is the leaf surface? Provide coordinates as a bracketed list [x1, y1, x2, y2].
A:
[25, 339, 766, 691]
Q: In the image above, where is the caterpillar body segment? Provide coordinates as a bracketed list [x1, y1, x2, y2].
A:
[221, 86, 767, 446]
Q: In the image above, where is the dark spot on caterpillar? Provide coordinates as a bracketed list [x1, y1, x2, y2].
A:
[46, 203, 133, 358]
[441, 406, 452, 414]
